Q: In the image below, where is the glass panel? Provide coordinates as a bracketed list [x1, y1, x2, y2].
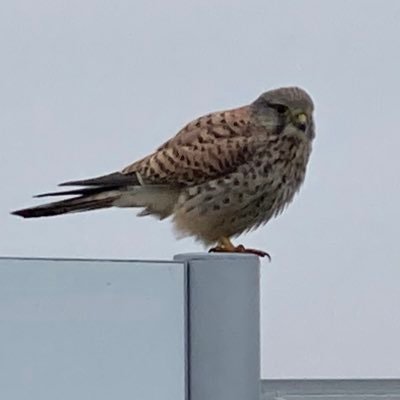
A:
[0, 258, 186, 400]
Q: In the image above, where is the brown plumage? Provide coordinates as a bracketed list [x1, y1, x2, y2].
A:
[12, 87, 315, 256]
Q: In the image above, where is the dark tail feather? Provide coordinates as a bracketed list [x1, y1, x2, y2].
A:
[59, 172, 139, 187]
[11, 192, 119, 218]
[34, 186, 110, 198]
[12, 170, 138, 218]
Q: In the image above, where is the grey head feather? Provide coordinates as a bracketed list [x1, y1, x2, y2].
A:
[250, 86, 315, 139]
[252, 86, 314, 111]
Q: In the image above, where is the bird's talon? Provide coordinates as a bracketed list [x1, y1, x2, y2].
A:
[208, 246, 223, 253]
[236, 244, 246, 252]
[209, 243, 271, 260]
[241, 247, 271, 260]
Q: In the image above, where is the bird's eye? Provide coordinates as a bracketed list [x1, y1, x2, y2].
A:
[270, 103, 288, 114]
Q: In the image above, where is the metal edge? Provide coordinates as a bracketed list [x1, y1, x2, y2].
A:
[183, 258, 191, 400]
[0, 255, 182, 264]
[261, 379, 400, 396]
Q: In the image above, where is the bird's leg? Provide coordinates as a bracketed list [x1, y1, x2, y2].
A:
[209, 237, 271, 260]
[209, 237, 237, 253]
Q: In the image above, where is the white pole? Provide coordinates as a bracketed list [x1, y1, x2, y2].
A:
[175, 253, 260, 400]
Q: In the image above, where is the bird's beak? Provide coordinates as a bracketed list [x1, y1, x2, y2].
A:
[295, 113, 307, 125]
[292, 112, 308, 132]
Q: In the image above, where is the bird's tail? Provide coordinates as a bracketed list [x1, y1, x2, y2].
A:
[11, 171, 147, 218]
[11, 188, 121, 218]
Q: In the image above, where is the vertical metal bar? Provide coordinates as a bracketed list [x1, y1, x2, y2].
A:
[175, 253, 260, 400]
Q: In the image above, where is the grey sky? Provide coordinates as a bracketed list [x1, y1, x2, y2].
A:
[1, 0, 400, 378]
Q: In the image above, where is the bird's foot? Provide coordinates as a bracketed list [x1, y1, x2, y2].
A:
[208, 237, 271, 260]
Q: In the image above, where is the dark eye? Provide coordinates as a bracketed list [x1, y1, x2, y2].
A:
[269, 103, 288, 114]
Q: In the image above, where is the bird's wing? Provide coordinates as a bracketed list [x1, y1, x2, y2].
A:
[11, 107, 261, 218]
[30, 106, 261, 197]
[122, 107, 261, 186]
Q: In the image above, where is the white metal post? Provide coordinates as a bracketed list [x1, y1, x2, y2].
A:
[175, 253, 260, 400]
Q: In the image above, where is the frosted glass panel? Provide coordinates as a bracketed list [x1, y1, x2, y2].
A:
[0, 258, 186, 400]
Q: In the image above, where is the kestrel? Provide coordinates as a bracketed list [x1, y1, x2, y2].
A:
[12, 87, 315, 257]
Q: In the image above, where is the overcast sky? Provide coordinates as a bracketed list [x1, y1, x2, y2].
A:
[1, 0, 400, 378]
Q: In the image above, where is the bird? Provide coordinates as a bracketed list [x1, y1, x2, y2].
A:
[12, 86, 315, 257]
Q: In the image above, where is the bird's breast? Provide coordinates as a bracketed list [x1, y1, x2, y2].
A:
[172, 137, 312, 242]
[250, 138, 311, 217]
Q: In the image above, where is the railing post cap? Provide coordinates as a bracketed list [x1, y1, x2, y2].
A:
[174, 252, 260, 263]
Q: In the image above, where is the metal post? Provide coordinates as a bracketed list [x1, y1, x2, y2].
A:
[175, 253, 260, 400]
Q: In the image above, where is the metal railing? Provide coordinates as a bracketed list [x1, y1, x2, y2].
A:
[261, 379, 400, 399]
[0, 254, 260, 400]
[2, 256, 398, 400]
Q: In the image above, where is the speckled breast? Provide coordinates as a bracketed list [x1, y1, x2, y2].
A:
[173, 140, 311, 243]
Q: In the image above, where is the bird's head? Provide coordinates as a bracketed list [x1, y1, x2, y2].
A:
[251, 87, 315, 140]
